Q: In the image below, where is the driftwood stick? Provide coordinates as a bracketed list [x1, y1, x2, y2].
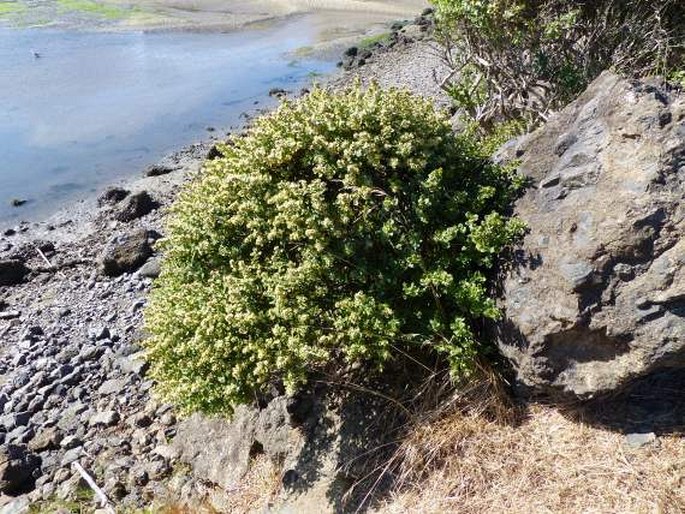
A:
[72, 462, 115, 514]
[34, 258, 91, 274]
[35, 246, 52, 268]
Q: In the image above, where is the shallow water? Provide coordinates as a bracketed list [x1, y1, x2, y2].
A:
[0, 17, 335, 226]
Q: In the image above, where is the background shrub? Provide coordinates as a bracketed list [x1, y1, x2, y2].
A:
[433, 0, 685, 128]
[144, 84, 524, 414]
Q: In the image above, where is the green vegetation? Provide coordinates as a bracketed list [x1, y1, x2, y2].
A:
[433, 0, 685, 128]
[669, 70, 685, 88]
[28, 487, 94, 513]
[359, 31, 392, 49]
[56, 0, 128, 20]
[145, 84, 524, 414]
[0, 1, 27, 18]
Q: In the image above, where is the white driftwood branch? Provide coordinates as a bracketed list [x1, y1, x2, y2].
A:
[72, 462, 115, 514]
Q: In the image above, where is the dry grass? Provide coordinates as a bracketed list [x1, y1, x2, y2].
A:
[152, 454, 280, 514]
[215, 453, 281, 513]
[150, 368, 685, 514]
[373, 390, 685, 514]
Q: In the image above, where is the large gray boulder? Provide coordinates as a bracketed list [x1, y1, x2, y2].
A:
[497, 71, 685, 398]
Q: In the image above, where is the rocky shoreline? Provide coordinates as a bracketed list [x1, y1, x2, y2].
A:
[0, 11, 444, 513]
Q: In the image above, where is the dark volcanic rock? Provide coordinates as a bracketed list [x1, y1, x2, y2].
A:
[496, 71, 685, 398]
[114, 191, 157, 222]
[0, 259, 29, 286]
[0, 444, 40, 494]
[206, 145, 223, 161]
[100, 230, 153, 277]
[98, 187, 130, 207]
[145, 164, 177, 177]
[268, 87, 287, 98]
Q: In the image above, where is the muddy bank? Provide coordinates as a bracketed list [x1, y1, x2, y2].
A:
[0, 0, 427, 36]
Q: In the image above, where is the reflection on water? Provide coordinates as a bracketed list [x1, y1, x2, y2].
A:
[0, 17, 335, 224]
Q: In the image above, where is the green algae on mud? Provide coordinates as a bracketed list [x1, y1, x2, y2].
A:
[0, 1, 27, 18]
[0, 0, 427, 32]
[56, 0, 131, 20]
[0, 0, 154, 27]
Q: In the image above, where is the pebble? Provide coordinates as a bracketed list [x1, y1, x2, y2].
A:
[60, 435, 83, 450]
[89, 410, 121, 427]
[89, 325, 111, 341]
[625, 432, 657, 450]
[61, 447, 83, 466]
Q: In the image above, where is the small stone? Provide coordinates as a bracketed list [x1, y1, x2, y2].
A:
[145, 164, 176, 177]
[160, 412, 176, 427]
[100, 229, 153, 277]
[53, 467, 71, 483]
[152, 444, 179, 462]
[1, 411, 31, 431]
[625, 432, 657, 450]
[114, 191, 157, 222]
[98, 378, 127, 396]
[129, 467, 149, 487]
[146, 458, 171, 480]
[57, 473, 87, 500]
[88, 325, 110, 341]
[61, 446, 83, 466]
[104, 477, 127, 500]
[22, 325, 43, 341]
[60, 435, 83, 450]
[138, 259, 161, 279]
[28, 426, 62, 452]
[79, 345, 105, 361]
[117, 353, 149, 377]
[132, 413, 153, 428]
[7, 425, 34, 445]
[89, 410, 120, 428]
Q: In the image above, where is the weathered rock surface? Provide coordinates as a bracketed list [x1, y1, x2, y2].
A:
[497, 71, 685, 398]
[100, 230, 154, 277]
[114, 191, 157, 222]
[97, 187, 129, 207]
[144, 163, 177, 177]
[173, 397, 303, 492]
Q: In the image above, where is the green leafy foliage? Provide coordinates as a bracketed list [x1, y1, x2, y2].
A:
[144, 84, 524, 414]
[433, 0, 685, 128]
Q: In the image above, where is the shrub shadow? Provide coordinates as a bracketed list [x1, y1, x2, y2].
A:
[282, 355, 528, 513]
[558, 367, 685, 435]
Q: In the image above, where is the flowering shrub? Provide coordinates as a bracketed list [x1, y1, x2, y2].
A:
[144, 84, 525, 414]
